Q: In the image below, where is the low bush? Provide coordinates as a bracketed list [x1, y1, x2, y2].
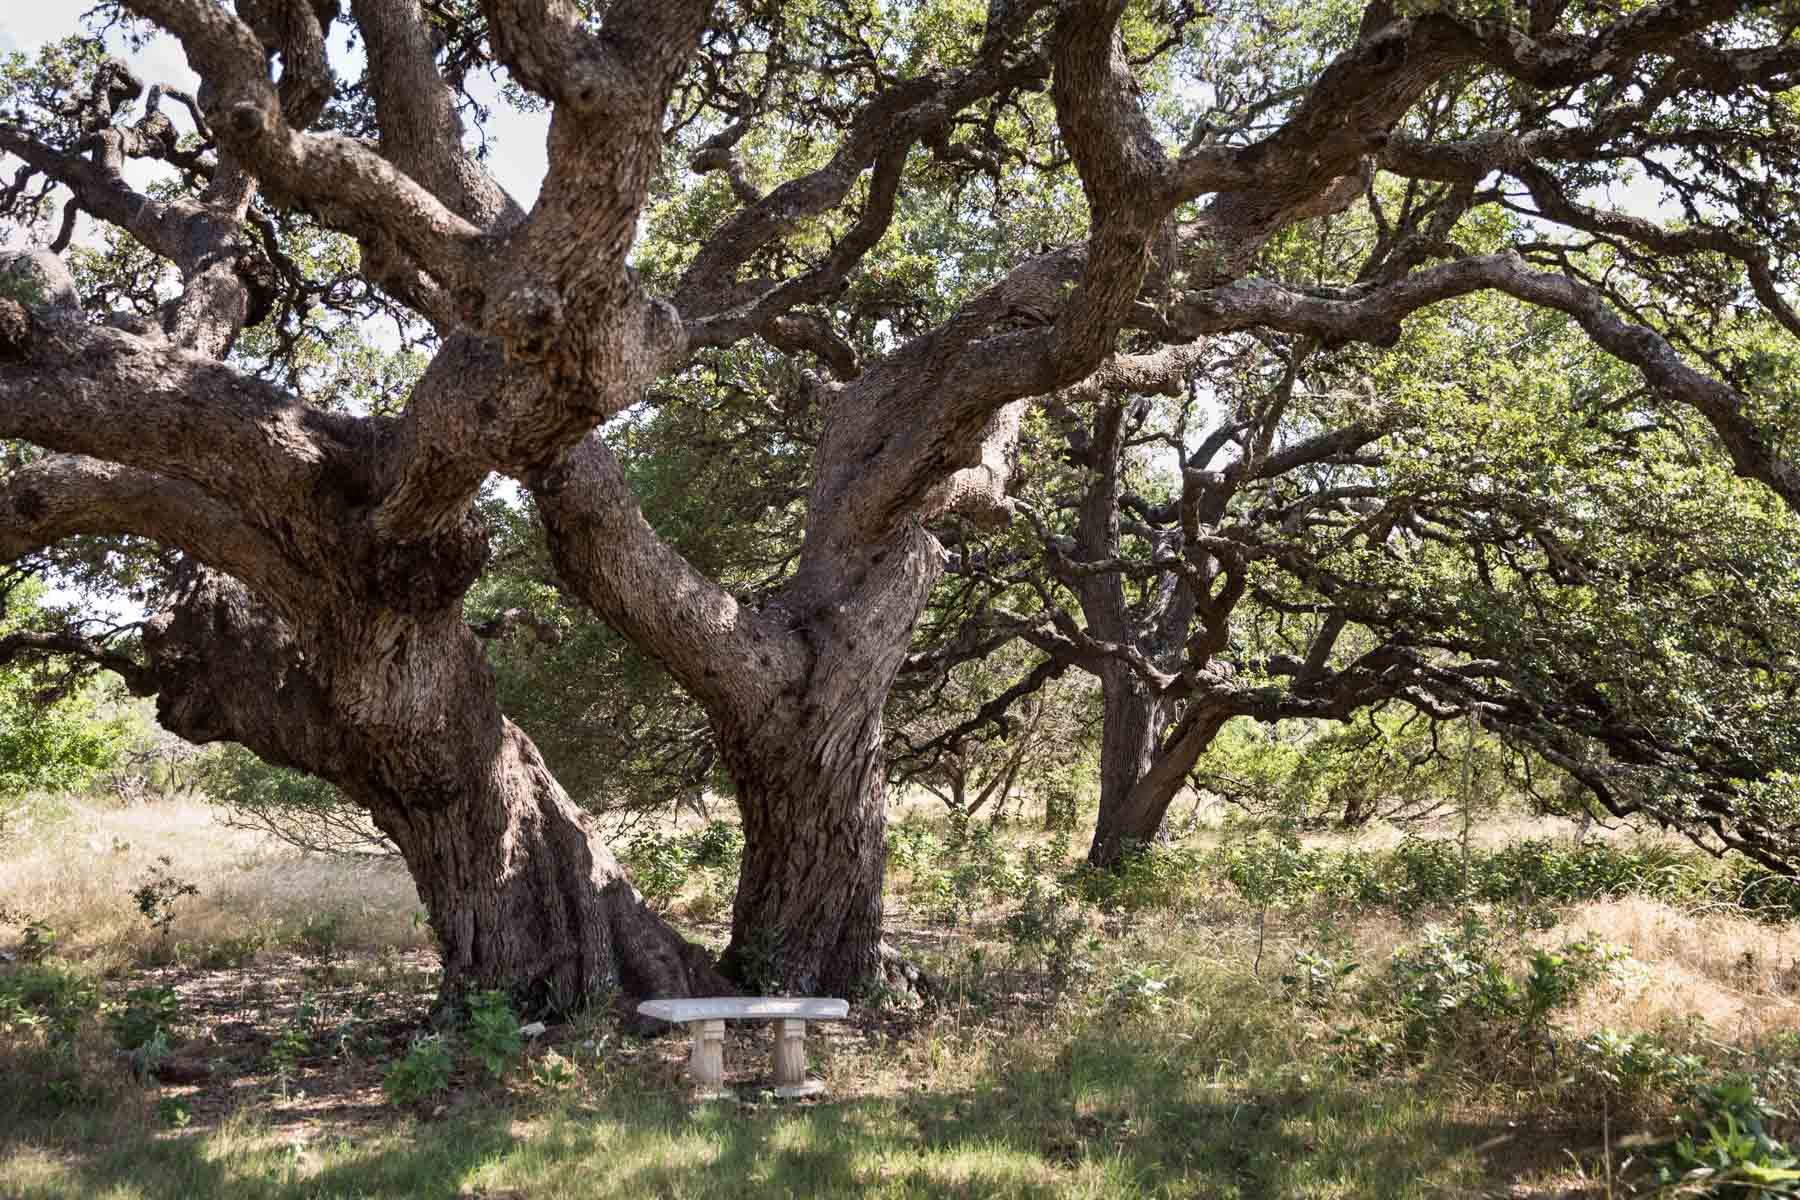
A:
[466, 989, 523, 1078]
[1207, 835, 1799, 920]
[1649, 1079, 1800, 1197]
[0, 963, 101, 1039]
[106, 985, 182, 1051]
[382, 1034, 453, 1107]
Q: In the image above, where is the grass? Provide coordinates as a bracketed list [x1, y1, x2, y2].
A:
[1, 791, 1797, 1198]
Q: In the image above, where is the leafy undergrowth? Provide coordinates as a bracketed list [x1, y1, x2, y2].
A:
[2, 797, 1798, 1198]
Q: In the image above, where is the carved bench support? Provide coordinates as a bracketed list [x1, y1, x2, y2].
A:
[687, 1018, 726, 1088]
[773, 1017, 822, 1098]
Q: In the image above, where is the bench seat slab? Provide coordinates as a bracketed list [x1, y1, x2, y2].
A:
[637, 997, 849, 1023]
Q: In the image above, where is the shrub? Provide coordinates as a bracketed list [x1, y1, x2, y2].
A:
[1650, 1080, 1800, 1197]
[466, 990, 523, 1078]
[530, 1049, 579, 1092]
[383, 1034, 454, 1106]
[1571, 1029, 1707, 1110]
[885, 818, 939, 873]
[268, 994, 319, 1077]
[1368, 917, 1624, 1075]
[130, 856, 199, 937]
[16, 918, 57, 964]
[298, 911, 347, 962]
[1000, 873, 1096, 991]
[683, 820, 743, 870]
[0, 964, 101, 1039]
[106, 985, 182, 1051]
[1282, 948, 1360, 1011]
[621, 831, 690, 911]
[1075, 841, 1210, 912]
[1109, 962, 1180, 1014]
[1212, 834, 1321, 910]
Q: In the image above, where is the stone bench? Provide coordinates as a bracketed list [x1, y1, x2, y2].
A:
[636, 997, 849, 1097]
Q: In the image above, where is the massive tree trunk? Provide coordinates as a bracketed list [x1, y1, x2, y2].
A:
[143, 570, 724, 1014]
[711, 529, 939, 995]
[715, 704, 889, 995]
[371, 720, 720, 1012]
[539, 437, 952, 996]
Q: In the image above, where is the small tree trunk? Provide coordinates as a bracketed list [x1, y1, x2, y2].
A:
[371, 721, 724, 1015]
[1088, 678, 1232, 869]
[1088, 670, 1169, 867]
[948, 764, 968, 814]
[716, 701, 889, 996]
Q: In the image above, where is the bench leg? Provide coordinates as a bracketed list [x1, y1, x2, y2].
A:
[773, 1018, 823, 1097]
[687, 1018, 725, 1089]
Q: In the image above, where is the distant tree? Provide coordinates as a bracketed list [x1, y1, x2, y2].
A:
[0, 576, 134, 827]
[935, 297, 1800, 869]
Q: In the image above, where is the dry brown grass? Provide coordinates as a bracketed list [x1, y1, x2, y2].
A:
[0, 794, 431, 965]
[1555, 894, 1800, 1042]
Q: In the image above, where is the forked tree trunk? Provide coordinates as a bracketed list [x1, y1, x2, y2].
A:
[1087, 674, 1233, 868]
[713, 530, 938, 997]
[370, 721, 724, 1014]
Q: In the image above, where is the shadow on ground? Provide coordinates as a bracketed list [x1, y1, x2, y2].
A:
[0, 1015, 1603, 1199]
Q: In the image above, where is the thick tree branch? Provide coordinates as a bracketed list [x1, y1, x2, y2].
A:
[351, 0, 523, 231]
[0, 626, 158, 696]
[0, 305, 365, 523]
[124, 0, 490, 297]
[530, 433, 810, 723]
[0, 454, 295, 597]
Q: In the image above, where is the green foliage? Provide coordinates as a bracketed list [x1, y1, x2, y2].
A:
[155, 1096, 193, 1129]
[298, 911, 347, 963]
[267, 994, 319, 1078]
[1571, 1029, 1707, 1110]
[1651, 1080, 1800, 1197]
[1206, 835, 1797, 920]
[201, 743, 389, 857]
[105, 985, 181, 1051]
[15, 918, 57, 963]
[529, 1049, 579, 1092]
[1367, 918, 1624, 1070]
[1108, 962, 1181, 1015]
[382, 1034, 454, 1107]
[1281, 947, 1360, 1011]
[686, 820, 744, 870]
[619, 821, 744, 913]
[465, 990, 523, 1079]
[1073, 841, 1211, 913]
[1199, 713, 1513, 830]
[0, 963, 100, 1039]
[130, 855, 198, 936]
[0, 669, 133, 805]
[620, 830, 692, 912]
[999, 867, 1097, 991]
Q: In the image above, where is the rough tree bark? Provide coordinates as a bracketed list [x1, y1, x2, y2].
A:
[135, 568, 725, 1012]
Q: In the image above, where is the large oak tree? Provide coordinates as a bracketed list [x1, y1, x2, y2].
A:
[6, 0, 1800, 1001]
